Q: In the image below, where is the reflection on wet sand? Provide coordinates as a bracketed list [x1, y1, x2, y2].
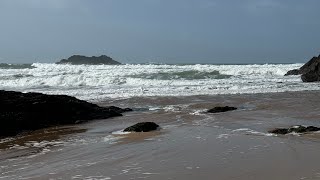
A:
[1, 91, 320, 179]
[0, 127, 86, 160]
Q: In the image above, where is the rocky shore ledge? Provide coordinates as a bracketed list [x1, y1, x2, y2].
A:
[0, 90, 131, 138]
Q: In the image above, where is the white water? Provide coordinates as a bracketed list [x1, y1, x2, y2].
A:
[0, 63, 317, 101]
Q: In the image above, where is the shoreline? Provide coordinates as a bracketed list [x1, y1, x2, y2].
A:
[98, 89, 320, 106]
[92, 88, 320, 103]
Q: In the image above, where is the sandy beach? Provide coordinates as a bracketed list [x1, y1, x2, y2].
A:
[1, 91, 320, 180]
[2, 0, 320, 179]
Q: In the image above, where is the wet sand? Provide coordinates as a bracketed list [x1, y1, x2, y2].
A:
[1, 91, 320, 180]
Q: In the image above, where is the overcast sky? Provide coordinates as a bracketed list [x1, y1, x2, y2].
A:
[0, 0, 319, 64]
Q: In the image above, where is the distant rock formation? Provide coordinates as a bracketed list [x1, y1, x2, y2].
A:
[285, 54, 320, 82]
[124, 122, 160, 132]
[0, 90, 131, 138]
[56, 55, 121, 65]
[207, 106, 237, 113]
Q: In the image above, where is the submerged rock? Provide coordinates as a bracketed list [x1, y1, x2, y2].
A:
[285, 54, 320, 82]
[268, 128, 289, 135]
[0, 90, 130, 137]
[207, 106, 237, 113]
[106, 106, 133, 114]
[124, 122, 160, 132]
[268, 125, 320, 135]
[56, 55, 121, 65]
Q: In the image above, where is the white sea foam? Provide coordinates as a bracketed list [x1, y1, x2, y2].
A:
[189, 109, 207, 115]
[217, 128, 275, 139]
[102, 135, 123, 144]
[232, 128, 274, 136]
[217, 134, 231, 139]
[111, 130, 131, 135]
[0, 63, 314, 100]
[71, 175, 111, 180]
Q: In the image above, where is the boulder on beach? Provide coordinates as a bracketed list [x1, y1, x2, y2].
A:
[56, 55, 121, 65]
[0, 90, 131, 137]
[207, 106, 237, 113]
[124, 122, 160, 132]
[285, 54, 320, 82]
[268, 125, 320, 135]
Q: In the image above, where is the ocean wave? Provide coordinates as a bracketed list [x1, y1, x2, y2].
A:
[130, 70, 232, 80]
[0, 63, 315, 100]
[0, 63, 34, 69]
[0, 74, 34, 80]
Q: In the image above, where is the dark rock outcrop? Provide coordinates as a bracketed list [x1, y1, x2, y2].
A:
[300, 55, 320, 82]
[56, 55, 121, 65]
[0, 90, 131, 137]
[107, 106, 133, 114]
[124, 122, 160, 132]
[301, 69, 320, 82]
[284, 55, 320, 82]
[268, 128, 289, 135]
[207, 106, 237, 113]
[268, 125, 320, 135]
[284, 69, 300, 76]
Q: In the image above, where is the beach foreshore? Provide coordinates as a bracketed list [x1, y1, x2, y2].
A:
[1, 91, 320, 180]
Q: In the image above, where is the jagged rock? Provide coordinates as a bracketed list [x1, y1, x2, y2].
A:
[0, 90, 130, 137]
[284, 69, 300, 76]
[285, 55, 320, 76]
[56, 55, 121, 65]
[207, 106, 237, 113]
[123, 122, 160, 132]
[301, 69, 320, 82]
[268, 125, 320, 135]
[284, 54, 320, 82]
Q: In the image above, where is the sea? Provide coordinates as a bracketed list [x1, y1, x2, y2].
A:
[2, 63, 320, 180]
[0, 62, 318, 101]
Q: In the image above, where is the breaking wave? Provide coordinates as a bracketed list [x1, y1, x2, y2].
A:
[131, 70, 232, 80]
[0, 63, 316, 100]
[0, 63, 34, 69]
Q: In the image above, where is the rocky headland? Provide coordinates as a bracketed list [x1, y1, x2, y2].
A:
[56, 55, 121, 65]
[0, 90, 131, 138]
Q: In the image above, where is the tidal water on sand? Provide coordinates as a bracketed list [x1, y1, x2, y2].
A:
[1, 91, 320, 180]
